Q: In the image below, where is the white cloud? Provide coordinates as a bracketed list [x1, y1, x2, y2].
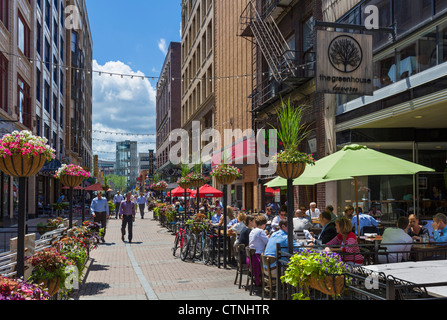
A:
[158, 38, 168, 55]
[92, 60, 157, 160]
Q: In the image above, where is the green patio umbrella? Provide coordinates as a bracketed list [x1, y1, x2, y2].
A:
[297, 144, 435, 235]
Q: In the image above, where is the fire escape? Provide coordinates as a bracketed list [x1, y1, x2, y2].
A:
[239, 0, 315, 114]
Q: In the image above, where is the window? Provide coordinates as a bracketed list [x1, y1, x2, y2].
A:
[0, 54, 7, 112]
[302, 16, 314, 54]
[18, 14, 31, 57]
[394, 0, 432, 35]
[436, 0, 447, 13]
[45, 38, 50, 70]
[44, 81, 50, 112]
[60, 104, 63, 127]
[0, 0, 8, 30]
[37, 22, 42, 56]
[17, 77, 31, 128]
[53, 94, 57, 121]
[45, 0, 51, 28]
[36, 115, 41, 136]
[36, 69, 41, 102]
[53, 18, 58, 45]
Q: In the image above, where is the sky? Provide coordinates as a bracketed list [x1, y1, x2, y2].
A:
[84, 0, 182, 161]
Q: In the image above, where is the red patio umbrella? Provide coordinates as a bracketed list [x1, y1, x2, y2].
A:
[84, 183, 104, 191]
[265, 187, 280, 196]
[190, 184, 223, 198]
[168, 186, 193, 197]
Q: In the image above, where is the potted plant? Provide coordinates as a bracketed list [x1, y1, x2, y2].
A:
[54, 164, 90, 187]
[281, 248, 349, 300]
[53, 236, 88, 280]
[187, 162, 209, 189]
[151, 180, 168, 191]
[0, 130, 55, 177]
[210, 163, 241, 186]
[270, 97, 315, 180]
[177, 163, 191, 189]
[26, 247, 72, 296]
[0, 277, 50, 300]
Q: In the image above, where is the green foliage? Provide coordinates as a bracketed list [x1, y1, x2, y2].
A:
[105, 174, 127, 192]
[281, 249, 349, 300]
[271, 97, 312, 151]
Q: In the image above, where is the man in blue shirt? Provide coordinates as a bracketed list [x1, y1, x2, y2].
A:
[136, 192, 147, 219]
[433, 213, 447, 244]
[90, 191, 110, 243]
[264, 219, 298, 268]
[351, 210, 379, 235]
[211, 207, 222, 225]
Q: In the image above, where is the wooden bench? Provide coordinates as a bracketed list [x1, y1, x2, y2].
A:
[0, 250, 18, 278]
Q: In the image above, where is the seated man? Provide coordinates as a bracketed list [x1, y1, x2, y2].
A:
[314, 211, 338, 245]
[379, 216, 413, 263]
[293, 209, 312, 232]
[264, 218, 298, 268]
[351, 210, 379, 235]
[271, 206, 286, 233]
[432, 213, 447, 245]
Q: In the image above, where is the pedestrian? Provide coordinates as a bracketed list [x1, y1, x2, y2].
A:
[90, 191, 110, 243]
[136, 192, 147, 219]
[120, 192, 136, 243]
[113, 191, 124, 219]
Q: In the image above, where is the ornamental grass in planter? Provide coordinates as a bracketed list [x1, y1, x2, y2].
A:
[269, 97, 315, 180]
[0, 130, 55, 177]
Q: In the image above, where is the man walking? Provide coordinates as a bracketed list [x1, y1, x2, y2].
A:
[113, 191, 124, 219]
[120, 192, 136, 243]
[90, 191, 110, 243]
[136, 192, 147, 219]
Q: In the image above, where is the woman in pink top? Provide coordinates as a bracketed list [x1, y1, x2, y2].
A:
[325, 217, 364, 266]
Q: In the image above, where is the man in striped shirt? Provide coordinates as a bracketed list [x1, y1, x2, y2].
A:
[119, 192, 136, 243]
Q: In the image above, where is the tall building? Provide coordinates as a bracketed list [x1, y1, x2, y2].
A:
[213, 0, 257, 210]
[156, 41, 181, 185]
[180, 0, 215, 163]
[239, 0, 324, 211]
[115, 141, 138, 191]
[64, 0, 93, 171]
[0, 0, 92, 226]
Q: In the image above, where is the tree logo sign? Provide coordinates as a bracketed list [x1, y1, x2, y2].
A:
[316, 30, 373, 96]
[328, 35, 363, 73]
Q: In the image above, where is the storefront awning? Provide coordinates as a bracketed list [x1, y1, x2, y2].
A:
[212, 136, 256, 167]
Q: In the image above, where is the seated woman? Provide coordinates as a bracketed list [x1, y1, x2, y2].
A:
[325, 217, 364, 266]
[247, 215, 269, 286]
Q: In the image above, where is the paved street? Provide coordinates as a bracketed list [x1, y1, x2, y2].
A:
[72, 213, 261, 300]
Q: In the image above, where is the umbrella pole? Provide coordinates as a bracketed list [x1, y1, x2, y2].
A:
[287, 178, 294, 254]
[355, 177, 360, 237]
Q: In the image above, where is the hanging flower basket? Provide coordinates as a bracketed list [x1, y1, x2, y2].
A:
[151, 181, 168, 191]
[0, 131, 55, 177]
[177, 176, 190, 189]
[187, 172, 208, 189]
[276, 162, 307, 180]
[210, 163, 241, 185]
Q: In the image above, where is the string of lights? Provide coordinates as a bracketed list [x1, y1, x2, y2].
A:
[0, 48, 314, 83]
[92, 130, 156, 137]
[92, 138, 155, 145]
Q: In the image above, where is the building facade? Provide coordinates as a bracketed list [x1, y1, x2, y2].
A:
[328, 0, 447, 219]
[115, 141, 138, 191]
[156, 41, 182, 185]
[239, 0, 326, 212]
[0, 0, 92, 226]
[180, 0, 215, 166]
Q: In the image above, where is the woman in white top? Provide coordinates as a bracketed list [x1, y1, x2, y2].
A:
[247, 215, 269, 286]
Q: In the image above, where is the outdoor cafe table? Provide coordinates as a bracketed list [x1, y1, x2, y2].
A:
[364, 260, 447, 298]
[411, 244, 447, 261]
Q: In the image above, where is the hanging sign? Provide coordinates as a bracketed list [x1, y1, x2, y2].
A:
[316, 30, 373, 96]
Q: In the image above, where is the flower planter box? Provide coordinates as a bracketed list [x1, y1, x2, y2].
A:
[40, 277, 61, 297]
[308, 274, 345, 296]
[189, 179, 206, 189]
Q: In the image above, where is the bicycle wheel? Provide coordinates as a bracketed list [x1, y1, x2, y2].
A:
[203, 235, 213, 265]
[188, 233, 197, 260]
[180, 232, 190, 261]
[172, 231, 180, 256]
[195, 232, 205, 262]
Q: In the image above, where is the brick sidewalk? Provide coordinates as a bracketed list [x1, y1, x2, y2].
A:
[72, 214, 261, 300]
